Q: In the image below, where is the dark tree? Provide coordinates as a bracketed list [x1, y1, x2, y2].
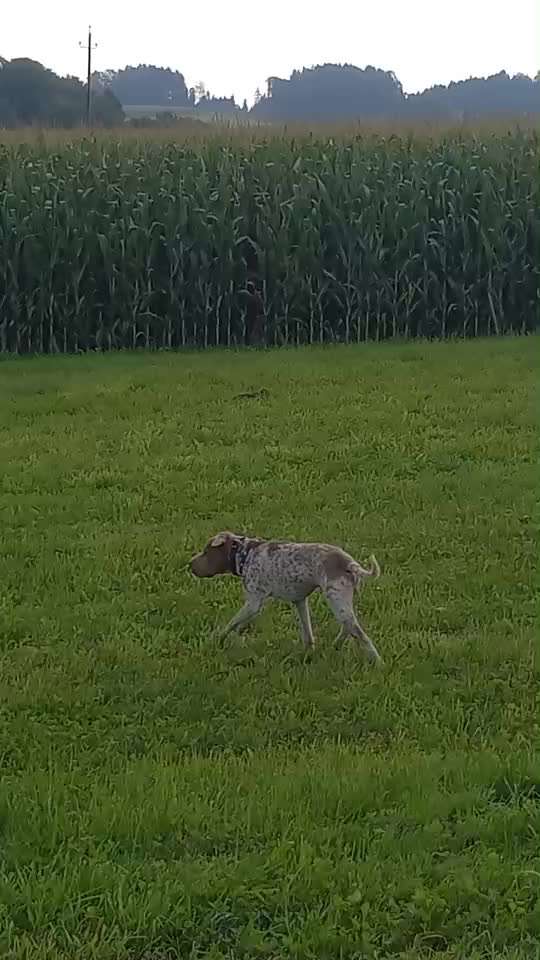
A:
[3, 54, 538, 127]
[250, 63, 539, 123]
[97, 64, 190, 106]
[0, 58, 124, 127]
[251, 63, 405, 121]
[195, 94, 239, 116]
[407, 71, 540, 119]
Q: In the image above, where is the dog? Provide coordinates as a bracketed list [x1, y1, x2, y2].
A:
[190, 532, 381, 661]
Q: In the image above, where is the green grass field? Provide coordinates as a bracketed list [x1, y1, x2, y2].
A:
[0, 338, 538, 959]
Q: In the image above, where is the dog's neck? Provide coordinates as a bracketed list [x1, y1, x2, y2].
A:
[230, 537, 261, 577]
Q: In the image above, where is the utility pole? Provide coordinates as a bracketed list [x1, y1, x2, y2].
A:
[79, 26, 97, 126]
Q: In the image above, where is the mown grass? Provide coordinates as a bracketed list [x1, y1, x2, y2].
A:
[0, 338, 538, 959]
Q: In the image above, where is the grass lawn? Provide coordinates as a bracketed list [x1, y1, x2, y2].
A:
[0, 338, 538, 959]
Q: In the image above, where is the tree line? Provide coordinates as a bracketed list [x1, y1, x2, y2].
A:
[256, 64, 540, 122]
[96, 63, 540, 123]
[1, 55, 539, 128]
[0, 58, 123, 128]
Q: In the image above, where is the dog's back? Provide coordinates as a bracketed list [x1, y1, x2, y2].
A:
[243, 540, 379, 600]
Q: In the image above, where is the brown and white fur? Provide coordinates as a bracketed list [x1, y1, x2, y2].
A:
[190, 532, 382, 661]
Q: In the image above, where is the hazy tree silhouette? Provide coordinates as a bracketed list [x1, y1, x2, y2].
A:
[251, 64, 405, 121]
[195, 94, 239, 116]
[250, 64, 539, 122]
[2, 54, 538, 128]
[0, 58, 124, 127]
[94, 65, 190, 107]
[407, 71, 540, 119]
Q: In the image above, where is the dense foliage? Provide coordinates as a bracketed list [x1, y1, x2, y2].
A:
[0, 129, 538, 352]
[0, 58, 123, 128]
[94, 63, 540, 123]
[253, 66, 540, 122]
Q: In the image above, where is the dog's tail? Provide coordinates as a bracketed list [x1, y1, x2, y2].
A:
[351, 554, 380, 583]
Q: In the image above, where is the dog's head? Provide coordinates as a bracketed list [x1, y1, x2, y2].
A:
[190, 531, 243, 578]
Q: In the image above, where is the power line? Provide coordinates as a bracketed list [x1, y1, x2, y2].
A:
[79, 26, 97, 126]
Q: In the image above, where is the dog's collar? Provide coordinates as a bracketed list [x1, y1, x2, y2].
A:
[230, 538, 251, 578]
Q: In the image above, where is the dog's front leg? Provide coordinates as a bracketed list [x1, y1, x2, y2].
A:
[295, 598, 315, 649]
[215, 595, 265, 643]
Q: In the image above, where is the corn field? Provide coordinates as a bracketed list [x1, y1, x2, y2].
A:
[0, 130, 538, 352]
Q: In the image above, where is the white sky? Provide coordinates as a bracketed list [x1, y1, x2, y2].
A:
[3, 0, 539, 103]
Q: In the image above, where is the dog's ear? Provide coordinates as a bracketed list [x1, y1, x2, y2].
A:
[210, 532, 230, 548]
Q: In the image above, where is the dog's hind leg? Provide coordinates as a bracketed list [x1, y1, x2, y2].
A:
[324, 582, 381, 663]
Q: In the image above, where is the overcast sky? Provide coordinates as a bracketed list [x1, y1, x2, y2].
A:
[3, 0, 538, 102]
